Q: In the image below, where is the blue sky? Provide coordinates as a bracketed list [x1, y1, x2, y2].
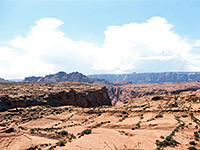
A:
[1, 0, 200, 43]
[0, 0, 200, 79]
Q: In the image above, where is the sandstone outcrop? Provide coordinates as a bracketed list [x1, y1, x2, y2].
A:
[108, 81, 200, 105]
[0, 82, 111, 111]
[46, 87, 111, 107]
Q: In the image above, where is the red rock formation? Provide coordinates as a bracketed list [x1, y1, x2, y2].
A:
[108, 81, 200, 105]
[47, 87, 111, 107]
[0, 83, 111, 111]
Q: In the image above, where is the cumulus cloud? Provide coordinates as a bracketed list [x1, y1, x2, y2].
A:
[0, 47, 54, 79]
[5, 18, 99, 78]
[0, 17, 199, 79]
[92, 16, 194, 73]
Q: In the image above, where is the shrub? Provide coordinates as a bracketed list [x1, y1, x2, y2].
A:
[189, 141, 196, 145]
[156, 136, 179, 149]
[58, 130, 68, 136]
[124, 115, 128, 119]
[188, 147, 197, 150]
[30, 128, 35, 134]
[155, 113, 163, 118]
[122, 111, 127, 114]
[27, 145, 38, 150]
[147, 118, 154, 122]
[57, 140, 66, 146]
[18, 126, 26, 130]
[194, 132, 199, 138]
[118, 119, 123, 122]
[81, 129, 92, 136]
[174, 128, 179, 132]
[166, 136, 172, 141]
[195, 137, 199, 141]
[136, 122, 140, 129]
[160, 136, 164, 139]
[71, 134, 76, 139]
[182, 114, 188, 118]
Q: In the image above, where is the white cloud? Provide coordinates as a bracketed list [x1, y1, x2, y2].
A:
[6, 18, 99, 78]
[0, 17, 199, 79]
[92, 16, 193, 72]
[0, 47, 54, 79]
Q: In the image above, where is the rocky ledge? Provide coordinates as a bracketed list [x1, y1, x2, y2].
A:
[108, 81, 200, 105]
[0, 82, 111, 111]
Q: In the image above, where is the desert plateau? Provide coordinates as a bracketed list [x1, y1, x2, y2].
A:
[2, 0, 200, 149]
[1, 81, 200, 150]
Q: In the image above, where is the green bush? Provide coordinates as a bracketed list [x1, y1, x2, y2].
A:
[122, 111, 127, 114]
[136, 122, 140, 129]
[189, 141, 196, 145]
[198, 129, 200, 133]
[160, 136, 164, 139]
[57, 140, 66, 146]
[155, 113, 163, 118]
[30, 128, 35, 134]
[118, 119, 123, 122]
[195, 137, 199, 141]
[188, 147, 197, 150]
[156, 136, 179, 149]
[182, 114, 188, 118]
[194, 132, 199, 138]
[58, 130, 68, 136]
[81, 129, 92, 136]
[166, 136, 172, 141]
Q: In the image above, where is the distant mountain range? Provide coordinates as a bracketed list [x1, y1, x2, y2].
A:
[23, 71, 92, 83]
[2, 72, 200, 85]
[0, 78, 10, 83]
[88, 72, 200, 84]
[22, 71, 131, 86]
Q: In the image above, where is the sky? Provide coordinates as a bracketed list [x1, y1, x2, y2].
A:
[1, 0, 200, 79]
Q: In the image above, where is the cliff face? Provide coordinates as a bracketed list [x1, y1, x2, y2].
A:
[47, 87, 111, 107]
[0, 82, 111, 112]
[88, 72, 200, 84]
[108, 81, 200, 105]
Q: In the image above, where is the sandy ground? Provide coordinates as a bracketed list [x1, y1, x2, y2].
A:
[1, 89, 200, 149]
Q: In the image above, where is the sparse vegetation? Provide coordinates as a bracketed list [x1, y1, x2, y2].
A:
[57, 140, 66, 146]
[189, 141, 196, 145]
[188, 147, 197, 150]
[156, 135, 179, 149]
[1, 82, 200, 149]
[80, 129, 92, 135]
[58, 130, 68, 136]
[155, 113, 163, 118]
